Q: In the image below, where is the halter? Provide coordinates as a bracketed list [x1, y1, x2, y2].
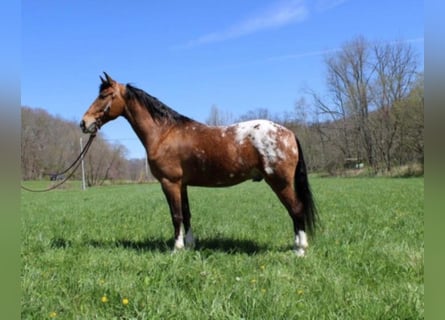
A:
[104, 99, 112, 114]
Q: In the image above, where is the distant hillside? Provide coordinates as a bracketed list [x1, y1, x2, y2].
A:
[21, 107, 153, 184]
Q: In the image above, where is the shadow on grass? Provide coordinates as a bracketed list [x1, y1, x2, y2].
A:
[50, 236, 272, 255]
[196, 237, 268, 255]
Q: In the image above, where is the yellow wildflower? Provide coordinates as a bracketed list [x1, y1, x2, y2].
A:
[101, 295, 109, 303]
[122, 298, 129, 306]
[49, 311, 57, 318]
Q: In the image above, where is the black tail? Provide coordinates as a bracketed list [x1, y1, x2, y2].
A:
[294, 136, 318, 236]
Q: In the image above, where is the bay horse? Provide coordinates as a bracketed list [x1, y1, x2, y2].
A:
[80, 72, 317, 256]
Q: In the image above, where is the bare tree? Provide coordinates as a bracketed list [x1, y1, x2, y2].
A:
[309, 36, 422, 173]
[286, 98, 323, 172]
[394, 72, 424, 166]
[206, 104, 234, 126]
[127, 158, 154, 182]
[238, 107, 275, 122]
[308, 37, 373, 172]
[84, 139, 128, 186]
[327, 37, 375, 169]
[370, 41, 419, 171]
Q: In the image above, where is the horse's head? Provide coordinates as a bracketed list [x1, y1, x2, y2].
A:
[80, 72, 126, 134]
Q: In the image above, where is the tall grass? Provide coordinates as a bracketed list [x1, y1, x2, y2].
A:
[21, 177, 423, 319]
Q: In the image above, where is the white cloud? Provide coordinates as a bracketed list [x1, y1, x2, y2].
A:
[265, 37, 424, 62]
[185, 0, 308, 47]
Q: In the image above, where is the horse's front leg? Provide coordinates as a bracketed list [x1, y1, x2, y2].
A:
[161, 180, 185, 250]
[181, 186, 195, 248]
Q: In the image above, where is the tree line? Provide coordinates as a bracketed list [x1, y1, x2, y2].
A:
[22, 36, 423, 183]
[21, 107, 153, 184]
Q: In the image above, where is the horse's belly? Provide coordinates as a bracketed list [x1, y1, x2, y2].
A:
[185, 162, 261, 187]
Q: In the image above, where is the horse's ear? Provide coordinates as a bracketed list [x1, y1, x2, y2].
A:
[103, 72, 115, 84]
[100, 75, 107, 84]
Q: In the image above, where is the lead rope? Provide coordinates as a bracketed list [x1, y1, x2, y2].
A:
[21, 134, 96, 192]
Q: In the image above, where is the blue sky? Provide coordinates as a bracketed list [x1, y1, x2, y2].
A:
[22, 0, 424, 159]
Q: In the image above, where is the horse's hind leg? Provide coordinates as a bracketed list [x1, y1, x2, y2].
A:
[267, 179, 308, 256]
[280, 187, 308, 257]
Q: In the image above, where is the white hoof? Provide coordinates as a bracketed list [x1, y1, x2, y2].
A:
[295, 248, 306, 257]
[174, 240, 184, 251]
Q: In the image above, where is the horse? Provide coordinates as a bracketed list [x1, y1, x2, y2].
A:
[80, 72, 317, 256]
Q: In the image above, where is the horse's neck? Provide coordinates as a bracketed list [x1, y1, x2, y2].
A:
[122, 101, 166, 155]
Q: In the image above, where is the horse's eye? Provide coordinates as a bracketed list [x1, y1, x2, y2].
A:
[99, 93, 111, 99]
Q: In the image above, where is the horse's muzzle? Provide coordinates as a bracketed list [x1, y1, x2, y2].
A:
[80, 119, 98, 134]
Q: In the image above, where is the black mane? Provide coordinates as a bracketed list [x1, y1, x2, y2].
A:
[125, 84, 193, 124]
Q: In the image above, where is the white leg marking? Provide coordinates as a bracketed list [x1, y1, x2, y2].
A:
[174, 227, 185, 250]
[184, 227, 196, 248]
[298, 230, 308, 249]
[294, 230, 308, 257]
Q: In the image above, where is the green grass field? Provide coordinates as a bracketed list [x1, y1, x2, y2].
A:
[21, 177, 424, 319]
